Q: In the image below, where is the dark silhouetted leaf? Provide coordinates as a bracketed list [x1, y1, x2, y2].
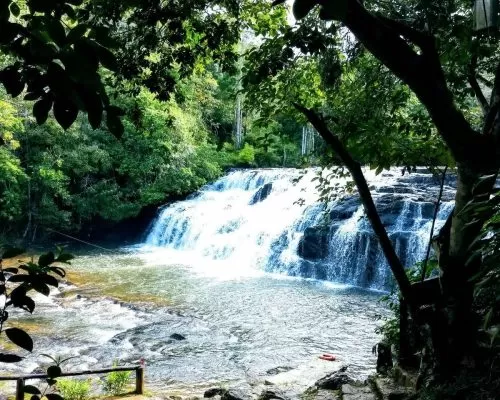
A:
[24, 92, 41, 101]
[8, 274, 30, 283]
[42, 274, 58, 288]
[46, 394, 64, 400]
[9, 3, 20, 17]
[63, 4, 76, 20]
[49, 266, 66, 277]
[55, 253, 74, 263]
[5, 328, 33, 352]
[45, 18, 66, 46]
[4, 268, 19, 274]
[33, 97, 53, 125]
[53, 99, 78, 130]
[24, 385, 41, 395]
[47, 365, 62, 378]
[32, 281, 50, 296]
[0, 353, 23, 363]
[20, 296, 35, 313]
[95, 44, 118, 71]
[107, 114, 124, 139]
[106, 105, 125, 116]
[39, 252, 55, 267]
[67, 24, 88, 43]
[10, 285, 28, 306]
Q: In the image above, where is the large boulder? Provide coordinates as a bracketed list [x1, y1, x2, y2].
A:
[314, 366, 354, 390]
[204, 388, 253, 400]
[250, 183, 273, 205]
[298, 226, 330, 260]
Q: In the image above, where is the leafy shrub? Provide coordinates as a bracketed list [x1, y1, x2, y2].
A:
[102, 365, 131, 395]
[57, 378, 92, 400]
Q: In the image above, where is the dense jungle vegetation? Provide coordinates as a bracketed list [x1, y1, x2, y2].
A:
[0, 61, 309, 240]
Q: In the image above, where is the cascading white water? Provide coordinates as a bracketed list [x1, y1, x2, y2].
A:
[145, 168, 455, 290]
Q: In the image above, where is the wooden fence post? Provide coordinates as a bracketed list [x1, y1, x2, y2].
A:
[135, 366, 144, 394]
[16, 378, 24, 400]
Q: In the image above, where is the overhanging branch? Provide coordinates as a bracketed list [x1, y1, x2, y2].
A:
[341, 0, 480, 167]
[295, 103, 413, 304]
[468, 51, 489, 116]
[376, 14, 434, 52]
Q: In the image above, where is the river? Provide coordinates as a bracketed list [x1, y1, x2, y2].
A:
[6, 248, 385, 395]
[4, 167, 455, 395]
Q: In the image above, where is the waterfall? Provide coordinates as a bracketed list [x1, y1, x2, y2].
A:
[145, 168, 456, 290]
[301, 125, 316, 156]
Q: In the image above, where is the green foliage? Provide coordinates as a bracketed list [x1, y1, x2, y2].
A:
[465, 186, 500, 349]
[0, 247, 73, 399]
[0, 247, 69, 360]
[0, 0, 124, 137]
[101, 364, 131, 395]
[375, 261, 440, 350]
[57, 379, 91, 400]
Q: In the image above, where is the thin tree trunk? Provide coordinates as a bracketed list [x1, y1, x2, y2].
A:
[420, 166, 448, 282]
[295, 104, 413, 304]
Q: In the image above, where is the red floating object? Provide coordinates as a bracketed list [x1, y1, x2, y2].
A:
[319, 354, 336, 361]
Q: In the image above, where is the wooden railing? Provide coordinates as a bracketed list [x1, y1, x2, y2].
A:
[0, 365, 145, 400]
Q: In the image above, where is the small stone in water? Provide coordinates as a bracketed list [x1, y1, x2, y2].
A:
[170, 333, 186, 340]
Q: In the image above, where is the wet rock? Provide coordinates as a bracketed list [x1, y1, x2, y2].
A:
[222, 389, 253, 400]
[266, 366, 294, 375]
[312, 389, 339, 400]
[298, 226, 330, 260]
[170, 333, 186, 340]
[341, 384, 376, 400]
[330, 197, 360, 220]
[204, 388, 225, 398]
[205, 388, 252, 400]
[373, 342, 393, 374]
[373, 377, 413, 400]
[257, 389, 286, 400]
[250, 183, 273, 205]
[314, 366, 353, 390]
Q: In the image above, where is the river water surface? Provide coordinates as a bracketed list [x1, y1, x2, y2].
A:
[6, 247, 386, 394]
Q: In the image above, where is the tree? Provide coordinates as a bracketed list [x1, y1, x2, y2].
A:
[267, 0, 499, 387]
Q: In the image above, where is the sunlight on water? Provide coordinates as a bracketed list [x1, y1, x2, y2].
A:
[5, 168, 457, 396]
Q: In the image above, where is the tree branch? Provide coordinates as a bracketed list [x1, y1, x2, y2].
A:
[339, 0, 481, 168]
[468, 73, 489, 116]
[376, 14, 434, 52]
[295, 103, 413, 304]
[484, 60, 500, 139]
[468, 53, 489, 116]
[421, 166, 448, 282]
